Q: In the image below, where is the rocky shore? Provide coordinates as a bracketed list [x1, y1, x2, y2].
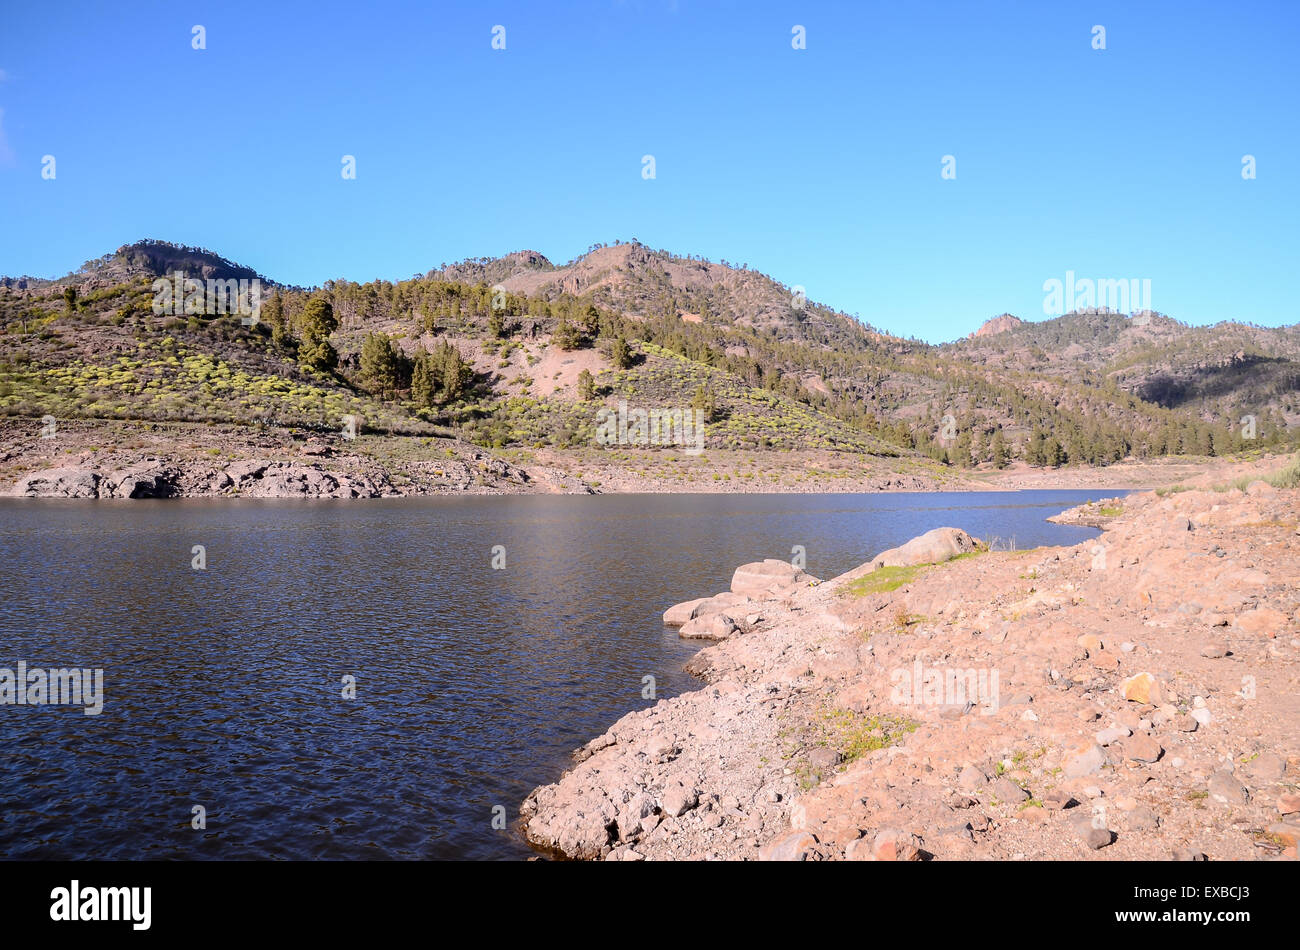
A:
[0, 419, 590, 498]
[5, 418, 1286, 500]
[521, 475, 1300, 860]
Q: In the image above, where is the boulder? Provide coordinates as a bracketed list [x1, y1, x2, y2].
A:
[664, 591, 754, 627]
[13, 466, 100, 498]
[730, 559, 817, 597]
[678, 612, 740, 640]
[865, 527, 981, 571]
[662, 597, 708, 627]
[102, 463, 178, 498]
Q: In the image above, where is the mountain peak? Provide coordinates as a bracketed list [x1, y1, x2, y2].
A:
[971, 313, 1024, 338]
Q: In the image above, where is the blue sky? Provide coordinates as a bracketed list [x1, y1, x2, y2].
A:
[0, 0, 1296, 342]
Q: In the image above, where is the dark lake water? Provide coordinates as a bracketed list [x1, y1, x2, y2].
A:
[0, 489, 1119, 860]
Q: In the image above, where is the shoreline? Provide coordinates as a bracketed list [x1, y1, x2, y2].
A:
[519, 457, 1300, 861]
[2, 416, 1285, 499]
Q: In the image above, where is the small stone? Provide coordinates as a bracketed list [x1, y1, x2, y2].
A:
[759, 831, 818, 861]
[1172, 848, 1206, 861]
[1042, 789, 1075, 810]
[1267, 823, 1300, 848]
[1073, 821, 1114, 850]
[661, 782, 698, 818]
[1151, 704, 1178, 726]
[1243, 752, 1286, 784]
[1090, 651, 1120, 670]
[1095, 726, 1132, 746]
[1120, 641, 1136, 653]
[843, 836, 873, 861]
[806, 747, 842, 772]
[1077, 633, 1105, 653]
[1278, 793, 1300, 815]
[1190, 708, 1212, 726]
[1021, 709, 1038, 722]
[957, 765, 989, 792]
[1206, 770, 1249, 805]
[1123, 734, 1163, 763]
[873, 828, 922, 861]
[1120, 672, 1165, 704]
[1127, 806, 1160, 831]
[1174, 714, 1198, 732]
[1200, 642, 1229, 659]
[991, 777, 1029, 803]
[1063, 743, 1109, 779]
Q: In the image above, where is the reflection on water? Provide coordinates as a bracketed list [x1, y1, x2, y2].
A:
[0, 489, 1116, 859]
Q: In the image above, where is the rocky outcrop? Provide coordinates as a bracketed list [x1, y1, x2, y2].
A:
[730, 559, 817, 597]
[661, 562, 819, 640]
[834, 527, 981, 586]
[522, 485, 1300, 861]
[5, 447, 590, 499]
[13, 466, 100, 498]
[970, 313, 1023, 338]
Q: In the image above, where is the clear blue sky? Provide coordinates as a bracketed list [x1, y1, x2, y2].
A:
[1, 0, 1296, 342]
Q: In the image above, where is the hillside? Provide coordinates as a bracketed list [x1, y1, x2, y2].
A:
[946, 309, 1300, 436]
[0, 239, 1297, 498]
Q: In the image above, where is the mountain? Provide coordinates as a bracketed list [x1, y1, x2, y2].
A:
[945, 309, 1300, 433]
[1, 240, 271, 293]
[1, 239, 1296, 474]
[971, 314, 1023, 338]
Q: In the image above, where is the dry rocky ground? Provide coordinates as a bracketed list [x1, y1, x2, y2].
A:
[521, 465, 1300, 861]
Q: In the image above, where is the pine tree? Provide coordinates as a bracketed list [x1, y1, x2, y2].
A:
[691, 383, 717, 422]
[361, 332, 402, 396]
[411, 354, 435, 408]
[610, 336, 633, 369]
[990, 429, 1009, 469]
[553, 317, 582, 351]
[297, 296, 338, 372]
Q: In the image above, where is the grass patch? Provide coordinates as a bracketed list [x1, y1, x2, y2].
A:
[1222, 453, 1300, 492]
[847, 564, 923, 596]
[847, 547, 987, 598]
[813, 708, 918, 763]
